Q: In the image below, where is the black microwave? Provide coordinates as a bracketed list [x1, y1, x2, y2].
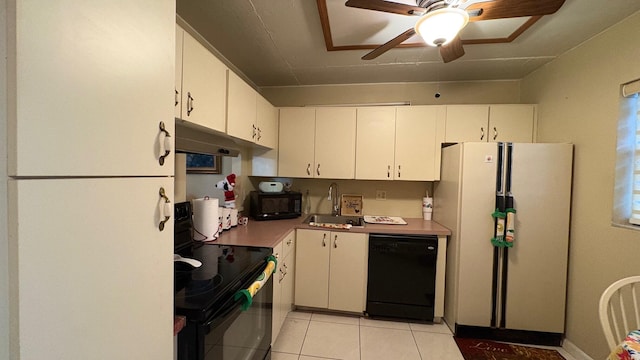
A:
[249, 191, 302, 220]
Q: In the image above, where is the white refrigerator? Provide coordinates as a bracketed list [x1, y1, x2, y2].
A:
[434, 142, 573, 345]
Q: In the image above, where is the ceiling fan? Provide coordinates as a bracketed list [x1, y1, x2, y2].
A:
[345, 0, 566, 63]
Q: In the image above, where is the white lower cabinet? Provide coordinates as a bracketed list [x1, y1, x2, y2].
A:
[272, 231, 296, 344]
[294, 230, 368, 313]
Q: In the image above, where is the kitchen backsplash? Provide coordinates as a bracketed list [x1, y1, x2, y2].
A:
[249, 177, 433, 218]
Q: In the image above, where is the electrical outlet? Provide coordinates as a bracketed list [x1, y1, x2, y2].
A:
[375, 190, 387, 200]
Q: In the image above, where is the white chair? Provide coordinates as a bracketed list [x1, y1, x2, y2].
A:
[598, 276, 640, 350]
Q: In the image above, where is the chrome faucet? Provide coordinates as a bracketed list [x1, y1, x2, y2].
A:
[328, 182, 339, 216]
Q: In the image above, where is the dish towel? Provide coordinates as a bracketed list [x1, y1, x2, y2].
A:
[234, 255, 277, 311]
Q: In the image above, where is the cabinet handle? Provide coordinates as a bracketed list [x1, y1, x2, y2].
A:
[317, 164, 321, 176]
[257, 127, 262, 141]
[252, 124, 257, 139]
[158, 121, 171, 166]
[493, 126, 498, 141]
[286, 239, 292, 246]
[480, 126, 485, 141]
[398, 165, 401, 178]
[387, 165, 391, 178]
[174, 89, 179, 107]
[186, 92, 194, 116]
[158, 187, 171, 231]
[334, 235, 338, 248]
[322, 233, 326, 247]
[307, 163, 311, 176]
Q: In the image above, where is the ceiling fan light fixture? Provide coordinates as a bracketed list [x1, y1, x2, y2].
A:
[414, 7, 469, 47]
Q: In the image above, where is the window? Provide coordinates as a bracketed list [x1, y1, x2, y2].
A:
[614, 79, 640, 227]
[631, 93, 640, 225]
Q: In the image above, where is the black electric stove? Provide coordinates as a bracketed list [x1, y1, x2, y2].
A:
[174, 244, 272, 321]
[173, 202, 273, 360]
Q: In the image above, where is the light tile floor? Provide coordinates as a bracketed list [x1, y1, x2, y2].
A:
[272, 311, 578, 360]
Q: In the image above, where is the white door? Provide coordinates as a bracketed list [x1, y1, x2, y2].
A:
[328, 232, 368, 312]
[181, 31, 227, 133]
[455, 142, 498, 327]
[355, 107, 396, 180]
[445, 105, 490, 143]
[8, 177, 174, 360]
[271, 241, 284, 344]
[8, 0, 175, 177]
[314, 107, 357, 179]
[488, 105, 536, 143]
[294, 230, 330, 308]
[227, 71, 258, 142]
[278, 108, 316, 178]
[395, 106, 443, 181]
[504, 143, 572, 333]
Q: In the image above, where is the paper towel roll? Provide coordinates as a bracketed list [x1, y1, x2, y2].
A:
[192, 197, 220, 241]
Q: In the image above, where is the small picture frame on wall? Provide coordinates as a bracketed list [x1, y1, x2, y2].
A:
[185, 153, 222, 174]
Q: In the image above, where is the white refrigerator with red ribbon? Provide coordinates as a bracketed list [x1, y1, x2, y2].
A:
[434, 142, 573, 346]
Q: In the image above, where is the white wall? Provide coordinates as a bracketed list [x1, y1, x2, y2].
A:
[261, 80, 521, 107]
[1, 0, 10, 359]
[521, 10, 640, 359]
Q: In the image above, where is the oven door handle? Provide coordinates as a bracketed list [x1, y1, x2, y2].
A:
[234, 255, 277, 311]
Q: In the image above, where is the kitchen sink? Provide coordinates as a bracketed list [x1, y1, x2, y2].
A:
[304, 214, 365, 227]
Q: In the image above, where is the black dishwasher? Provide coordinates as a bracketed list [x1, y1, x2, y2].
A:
[367, 234, 438, 322]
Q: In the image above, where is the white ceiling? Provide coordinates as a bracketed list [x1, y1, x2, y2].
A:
[176, 0, 640, 87]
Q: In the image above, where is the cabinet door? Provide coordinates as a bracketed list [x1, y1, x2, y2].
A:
[227, 71, 258, 142]
[256, 94, 279, 149]
[181, 31, 227, 133]
[328, 232, 368, 312]
[8, 0, 175, 177]
[271, 241, 284, 344]
[488, 105, 535, 143]
[175, 25, 184, 119]
[355, 107, 396, 180]
[280, 253, 295, 322]
[9, 177, 173, 360]
[445, 105, 490, 142]
[395, 106, 444, 181]
[315, 107, 357, 179]
[294, 230, 331, 308]
[278, 108, 316, 178]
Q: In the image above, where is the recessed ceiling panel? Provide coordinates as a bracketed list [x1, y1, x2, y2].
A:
[461, 17, 530, 40]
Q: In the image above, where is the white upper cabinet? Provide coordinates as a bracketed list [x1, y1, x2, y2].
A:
[445, 104, 536, 143]
[355, 107, 397, 180]
[175, 25, 184, 119]
[227, 70, 258, 142]
[278, 108, 316, 177]
[227, 71, 277, 149]
[356, 106, 443, 181]
[488, 105, 536, 143]
[278, 107, 356, 178]
[256, 93, 279, 149]
[395, 106, 445, 181]
[314, 107, 357, 179]
[8, 1, 175, 177]
[179, 28, 227, 133]
[445, 105, 490, 143]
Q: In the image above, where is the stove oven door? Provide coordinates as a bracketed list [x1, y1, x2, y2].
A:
[193, 276, 273, 360]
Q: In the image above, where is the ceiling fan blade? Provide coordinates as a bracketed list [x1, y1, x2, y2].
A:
[439, 36, 465, 63]
[464, 0, 565, 21]
[362, 28, 416, 60]
[345, 0, 426, 16]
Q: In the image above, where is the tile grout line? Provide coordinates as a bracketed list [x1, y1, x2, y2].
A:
[410, 328, 425, 360]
